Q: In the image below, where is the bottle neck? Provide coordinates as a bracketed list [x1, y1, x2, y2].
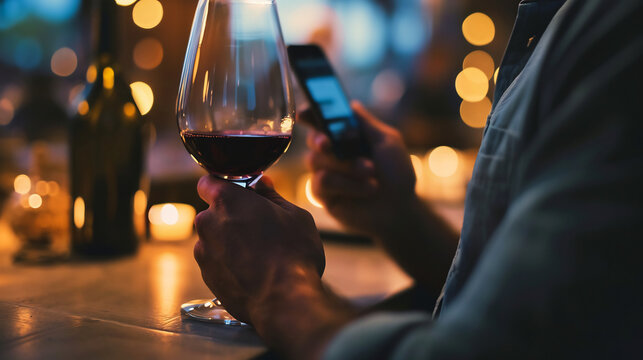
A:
[93, 0, 119, 59]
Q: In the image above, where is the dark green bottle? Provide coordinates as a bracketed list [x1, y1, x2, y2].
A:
[70, 0, 148, 257]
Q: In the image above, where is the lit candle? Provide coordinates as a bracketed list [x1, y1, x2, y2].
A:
[148, 203, 196, 241]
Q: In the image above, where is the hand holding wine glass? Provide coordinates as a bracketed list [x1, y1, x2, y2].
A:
[177, 0, 295, 323]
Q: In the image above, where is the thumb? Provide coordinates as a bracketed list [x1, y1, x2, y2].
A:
[253, 176, 293, 209]
[351, 101, 389, 144]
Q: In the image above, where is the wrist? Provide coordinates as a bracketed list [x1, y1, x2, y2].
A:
[248, 265, 356, 360]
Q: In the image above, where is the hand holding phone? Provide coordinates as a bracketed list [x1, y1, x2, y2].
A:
[288, 45, 370, 159]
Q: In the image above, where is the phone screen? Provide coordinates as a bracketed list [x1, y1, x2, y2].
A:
[289, 45, 367, 157]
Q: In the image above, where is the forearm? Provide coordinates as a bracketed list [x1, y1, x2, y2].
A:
[376, 196, 459, 293]
[248, 265, 357, 360]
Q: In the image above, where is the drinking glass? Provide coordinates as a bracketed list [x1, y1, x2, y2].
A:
[176, 0, 295, 324]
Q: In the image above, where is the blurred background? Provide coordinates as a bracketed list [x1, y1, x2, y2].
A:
[0, 0, 519, 256]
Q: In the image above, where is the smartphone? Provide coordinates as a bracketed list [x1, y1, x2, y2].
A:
[288, 44, 370, 159]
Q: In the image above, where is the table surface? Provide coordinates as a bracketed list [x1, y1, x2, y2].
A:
[0, 230, 412, 360]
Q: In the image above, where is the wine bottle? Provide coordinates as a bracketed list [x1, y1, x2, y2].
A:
[70, 0, 148, 256]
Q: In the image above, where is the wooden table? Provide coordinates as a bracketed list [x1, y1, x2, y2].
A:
[0, 230, 412, 359]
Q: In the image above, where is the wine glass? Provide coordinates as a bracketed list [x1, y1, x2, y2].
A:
[176, 0, 295, 324]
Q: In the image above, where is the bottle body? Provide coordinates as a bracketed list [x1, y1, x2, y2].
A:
[70, 59, 147, 256]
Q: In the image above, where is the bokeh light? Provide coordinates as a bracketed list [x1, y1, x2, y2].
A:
[455, 67, 488, 102]
[29, 0, 81, 23]
[103, 67, 115, 90]
[77, 100, 89, 115]
[123, 102, 137, 118]
[14, 174, 31, 194]
[428, 146, 459, 178]
[86, 65, 97, 83]
[0, 98, 15, 126]
[391, 6, 430, 56]
[462, 12, 495, 46]
[460, 97, 492, 128]
[494, 67, 499, 84]
[160, 204, 179, 225]
[74, 197, 85, 228]
[132, 0, 163, 30]
[305, 177, 324, 208]
[28, 194, 42, 209]
[50, 47, 78, 77]
[133, 38, 163, 70]
[463, 50, 495, 80]
[115, 0, 137, 6]
[35, 180, 50, 195]
[338, 0, 387, 68]
[130, 81, 154, 115]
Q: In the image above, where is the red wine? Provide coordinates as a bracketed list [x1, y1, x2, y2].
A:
[181, 130, 291, 179]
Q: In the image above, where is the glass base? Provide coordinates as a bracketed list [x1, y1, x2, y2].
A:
[180, 298, 246, 325]
[217, 174, 263, 188]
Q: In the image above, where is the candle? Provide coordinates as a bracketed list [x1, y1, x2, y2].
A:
[148, 203, 196, 241]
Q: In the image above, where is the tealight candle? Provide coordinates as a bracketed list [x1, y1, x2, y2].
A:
[148, 203, 196, 241]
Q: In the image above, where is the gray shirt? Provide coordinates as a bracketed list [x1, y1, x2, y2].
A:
[325, 0, 643, 358]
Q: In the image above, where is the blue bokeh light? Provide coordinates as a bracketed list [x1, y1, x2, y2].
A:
[391, 6, 431, 56]
[27, 0, 81, 23]
[336, 0, 387, 69]
[0, 0, 30, 30]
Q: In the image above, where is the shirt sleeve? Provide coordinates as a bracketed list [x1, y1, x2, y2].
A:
[323, 2, 643, 359]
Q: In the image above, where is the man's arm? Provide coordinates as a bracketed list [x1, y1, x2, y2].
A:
[324, 2, 643, 358]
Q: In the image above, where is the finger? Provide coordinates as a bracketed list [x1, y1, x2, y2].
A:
[306, 151, 375, 179]
[351, 101, 391, 143]
[306, 130, 332, 154]
[253, 176, 293, 209]
[312, 170, 378, 199]
[197, 175, 238, 206]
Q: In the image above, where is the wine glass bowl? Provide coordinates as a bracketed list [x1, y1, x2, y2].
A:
[176, 0, 294, 324]
[177, 0, 294, 187]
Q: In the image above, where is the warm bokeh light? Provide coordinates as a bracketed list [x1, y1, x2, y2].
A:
[0, 98, 14, 126]
[35, 180, 50, 195]
[149, 203, 196, 241]
[28, 194, 42, 209]
[133, 37, 163, 70]
[428, 146, 459, 178]
[86, 65, 97, 83]
[48, 181, 60, 196]
[494, 67, 499, 84]
[134, 190, 147, 215]
[77, 100, 89, 115]
[460, 97, 492, 128]
[455, 67, 489, 102]
[103, 67, 115, 90]
[130, 81, 154, 115]
[74, 197, 85, 229]
[160, 204, 179, 225]
[50, 47, 77, 77]
[115, 0, 137, 6]
[123, 102, 137, 118]
[463, 50, 495, 80]
[462, 12, 495, 46]
[14, 174, 31, 194]
[305, 177, 324, 208]
[132, 0, 163, 29]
